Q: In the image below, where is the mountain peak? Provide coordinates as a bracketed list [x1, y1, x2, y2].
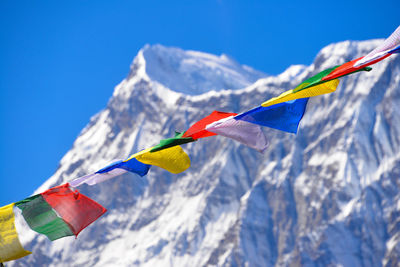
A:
[130, 44, 267, 95]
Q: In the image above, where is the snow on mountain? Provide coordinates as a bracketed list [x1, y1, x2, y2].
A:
[132, 44, 267, 95]
[10, 41, 400, 267]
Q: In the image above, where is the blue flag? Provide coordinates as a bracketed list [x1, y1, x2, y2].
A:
[96, 158, 151, 177]
[235, 98, 309, 134]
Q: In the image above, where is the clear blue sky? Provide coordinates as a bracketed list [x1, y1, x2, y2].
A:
[0, 0, 399, 206]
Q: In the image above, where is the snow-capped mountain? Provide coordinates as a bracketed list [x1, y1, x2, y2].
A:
[10, 40, 400, 267]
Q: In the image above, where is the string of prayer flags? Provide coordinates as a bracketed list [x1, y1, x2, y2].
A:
[206, 116, 269, 153]
[182, 111, 237, 139]
[15, 184, 106, 240]
[0, 204, 31, 262]
[70, 158, 151, 187]
[236, 98, 309, 134]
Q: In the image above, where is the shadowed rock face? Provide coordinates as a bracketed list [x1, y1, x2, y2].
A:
[10, 42, 400, 267]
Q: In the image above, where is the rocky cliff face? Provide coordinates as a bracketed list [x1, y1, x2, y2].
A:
[10, 40, 400, 267]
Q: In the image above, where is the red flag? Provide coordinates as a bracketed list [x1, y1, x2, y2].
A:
[41, 183, 107, 236]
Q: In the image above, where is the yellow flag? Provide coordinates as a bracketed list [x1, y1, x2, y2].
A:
[261, 79, 340, 107]
[0, 203, 31, 262]
[135, 145, 190, 174]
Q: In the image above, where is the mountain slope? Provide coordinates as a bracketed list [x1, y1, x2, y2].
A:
[10, 41, 400, 267]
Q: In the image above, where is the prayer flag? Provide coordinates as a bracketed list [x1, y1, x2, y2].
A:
[15, 195, 74, 241]
[150, 132, 195, 152]
[0, 203, 31, 262]
[206, 116, 269, 153]
[135, 145, 190, 174]
[236, 98, 309, 134]
[15, 184, 106, 240]
[322, 58, 378, 81]
[70, 158, 151, 187]
[41, 184, 107, 236]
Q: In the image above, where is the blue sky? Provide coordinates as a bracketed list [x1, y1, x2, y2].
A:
[0, 0, 399, 206]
